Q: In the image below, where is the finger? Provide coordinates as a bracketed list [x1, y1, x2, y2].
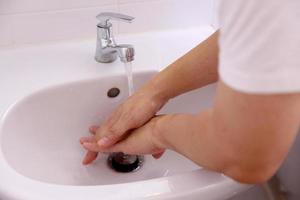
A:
[99, 143, 125, 154]
[97, 134, 121, 148]
[82, 142, 102, 152]
[97, 136, 134, 154]
[89, 126, 99, 135]
[99, 128, 152, 155]
[97, 116, 140, 148]
[152, 151, 165, 159]
[82, 151, 98, 165]
[97, 109, 140, 147]
[97, 128, 131, 148]
[80, 136, 96, 144]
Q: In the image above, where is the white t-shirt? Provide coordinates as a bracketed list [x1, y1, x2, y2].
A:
[218, 0, 300, 94]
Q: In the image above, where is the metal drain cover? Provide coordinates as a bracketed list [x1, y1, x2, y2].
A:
[107, 152, 144, 173]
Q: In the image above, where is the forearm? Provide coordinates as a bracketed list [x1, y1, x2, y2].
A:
[143, 31, 219, 102]
[153, 111, 226, 173]
[153, 81, 300, 184]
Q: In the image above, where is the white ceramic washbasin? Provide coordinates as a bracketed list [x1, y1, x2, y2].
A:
[0, 70, 249, 200]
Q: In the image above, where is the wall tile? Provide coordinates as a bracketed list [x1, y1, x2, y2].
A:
[118, 0, 213, 34]
[0, 0, 117, 14]
[118, 0, 158, 5]
[0, 15, 13, 46]
[211, 0, 220, 29]
[0, 0, 214, 47]
[10, 5, 118, 44]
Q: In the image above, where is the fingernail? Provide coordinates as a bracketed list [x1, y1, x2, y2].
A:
[98, 136, 110, 147]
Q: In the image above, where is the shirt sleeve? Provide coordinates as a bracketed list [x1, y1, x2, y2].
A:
[218, 0, 300, 94]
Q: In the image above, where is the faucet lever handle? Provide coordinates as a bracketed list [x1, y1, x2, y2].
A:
[96, 12, 134, 27]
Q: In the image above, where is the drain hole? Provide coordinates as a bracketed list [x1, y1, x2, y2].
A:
[107, 88, 120, 98]
[108, 152, 144, 173]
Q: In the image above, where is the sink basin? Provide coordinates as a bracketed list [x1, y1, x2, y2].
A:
[0, 70, 249, 200]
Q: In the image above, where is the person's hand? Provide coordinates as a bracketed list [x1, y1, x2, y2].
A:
[80, 117, 166, 160]
[80, 85, 167, 165]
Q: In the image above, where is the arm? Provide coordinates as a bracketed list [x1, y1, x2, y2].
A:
[148, 31, 219, 101]
[153, 81, 300, 183]
[80, 31, 219, 164]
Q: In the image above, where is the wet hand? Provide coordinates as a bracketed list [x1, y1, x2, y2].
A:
[80, 86, 167, 165]
[80, 117, 166, 163]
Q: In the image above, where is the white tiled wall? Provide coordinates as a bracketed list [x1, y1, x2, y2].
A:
[118, 0, 214, 34]
[0, 0, 214, 47]
[0, 0, 117, 14]
[0, 15, 13, 46]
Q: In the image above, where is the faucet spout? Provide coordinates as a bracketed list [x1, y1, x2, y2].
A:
[95, 44, 135, 63]
[116, 45, 135, 63]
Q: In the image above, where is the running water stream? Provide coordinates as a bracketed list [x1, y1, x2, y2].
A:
[124, 62, 134, 96]
[108, 62, 145, 172]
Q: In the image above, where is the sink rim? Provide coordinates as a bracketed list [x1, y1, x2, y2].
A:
[0, 71, 248, 199]
[0, 150, 243, 200]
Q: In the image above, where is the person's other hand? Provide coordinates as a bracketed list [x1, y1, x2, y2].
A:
[80, 86, 167, 165]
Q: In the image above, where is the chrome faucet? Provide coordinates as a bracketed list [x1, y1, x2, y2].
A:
[95, 12, 135, 63]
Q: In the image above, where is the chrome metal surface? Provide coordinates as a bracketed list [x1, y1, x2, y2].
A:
[95, 12, 135, 63]
[107, 153, 144, 173]
[96, 12, 134, 27]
